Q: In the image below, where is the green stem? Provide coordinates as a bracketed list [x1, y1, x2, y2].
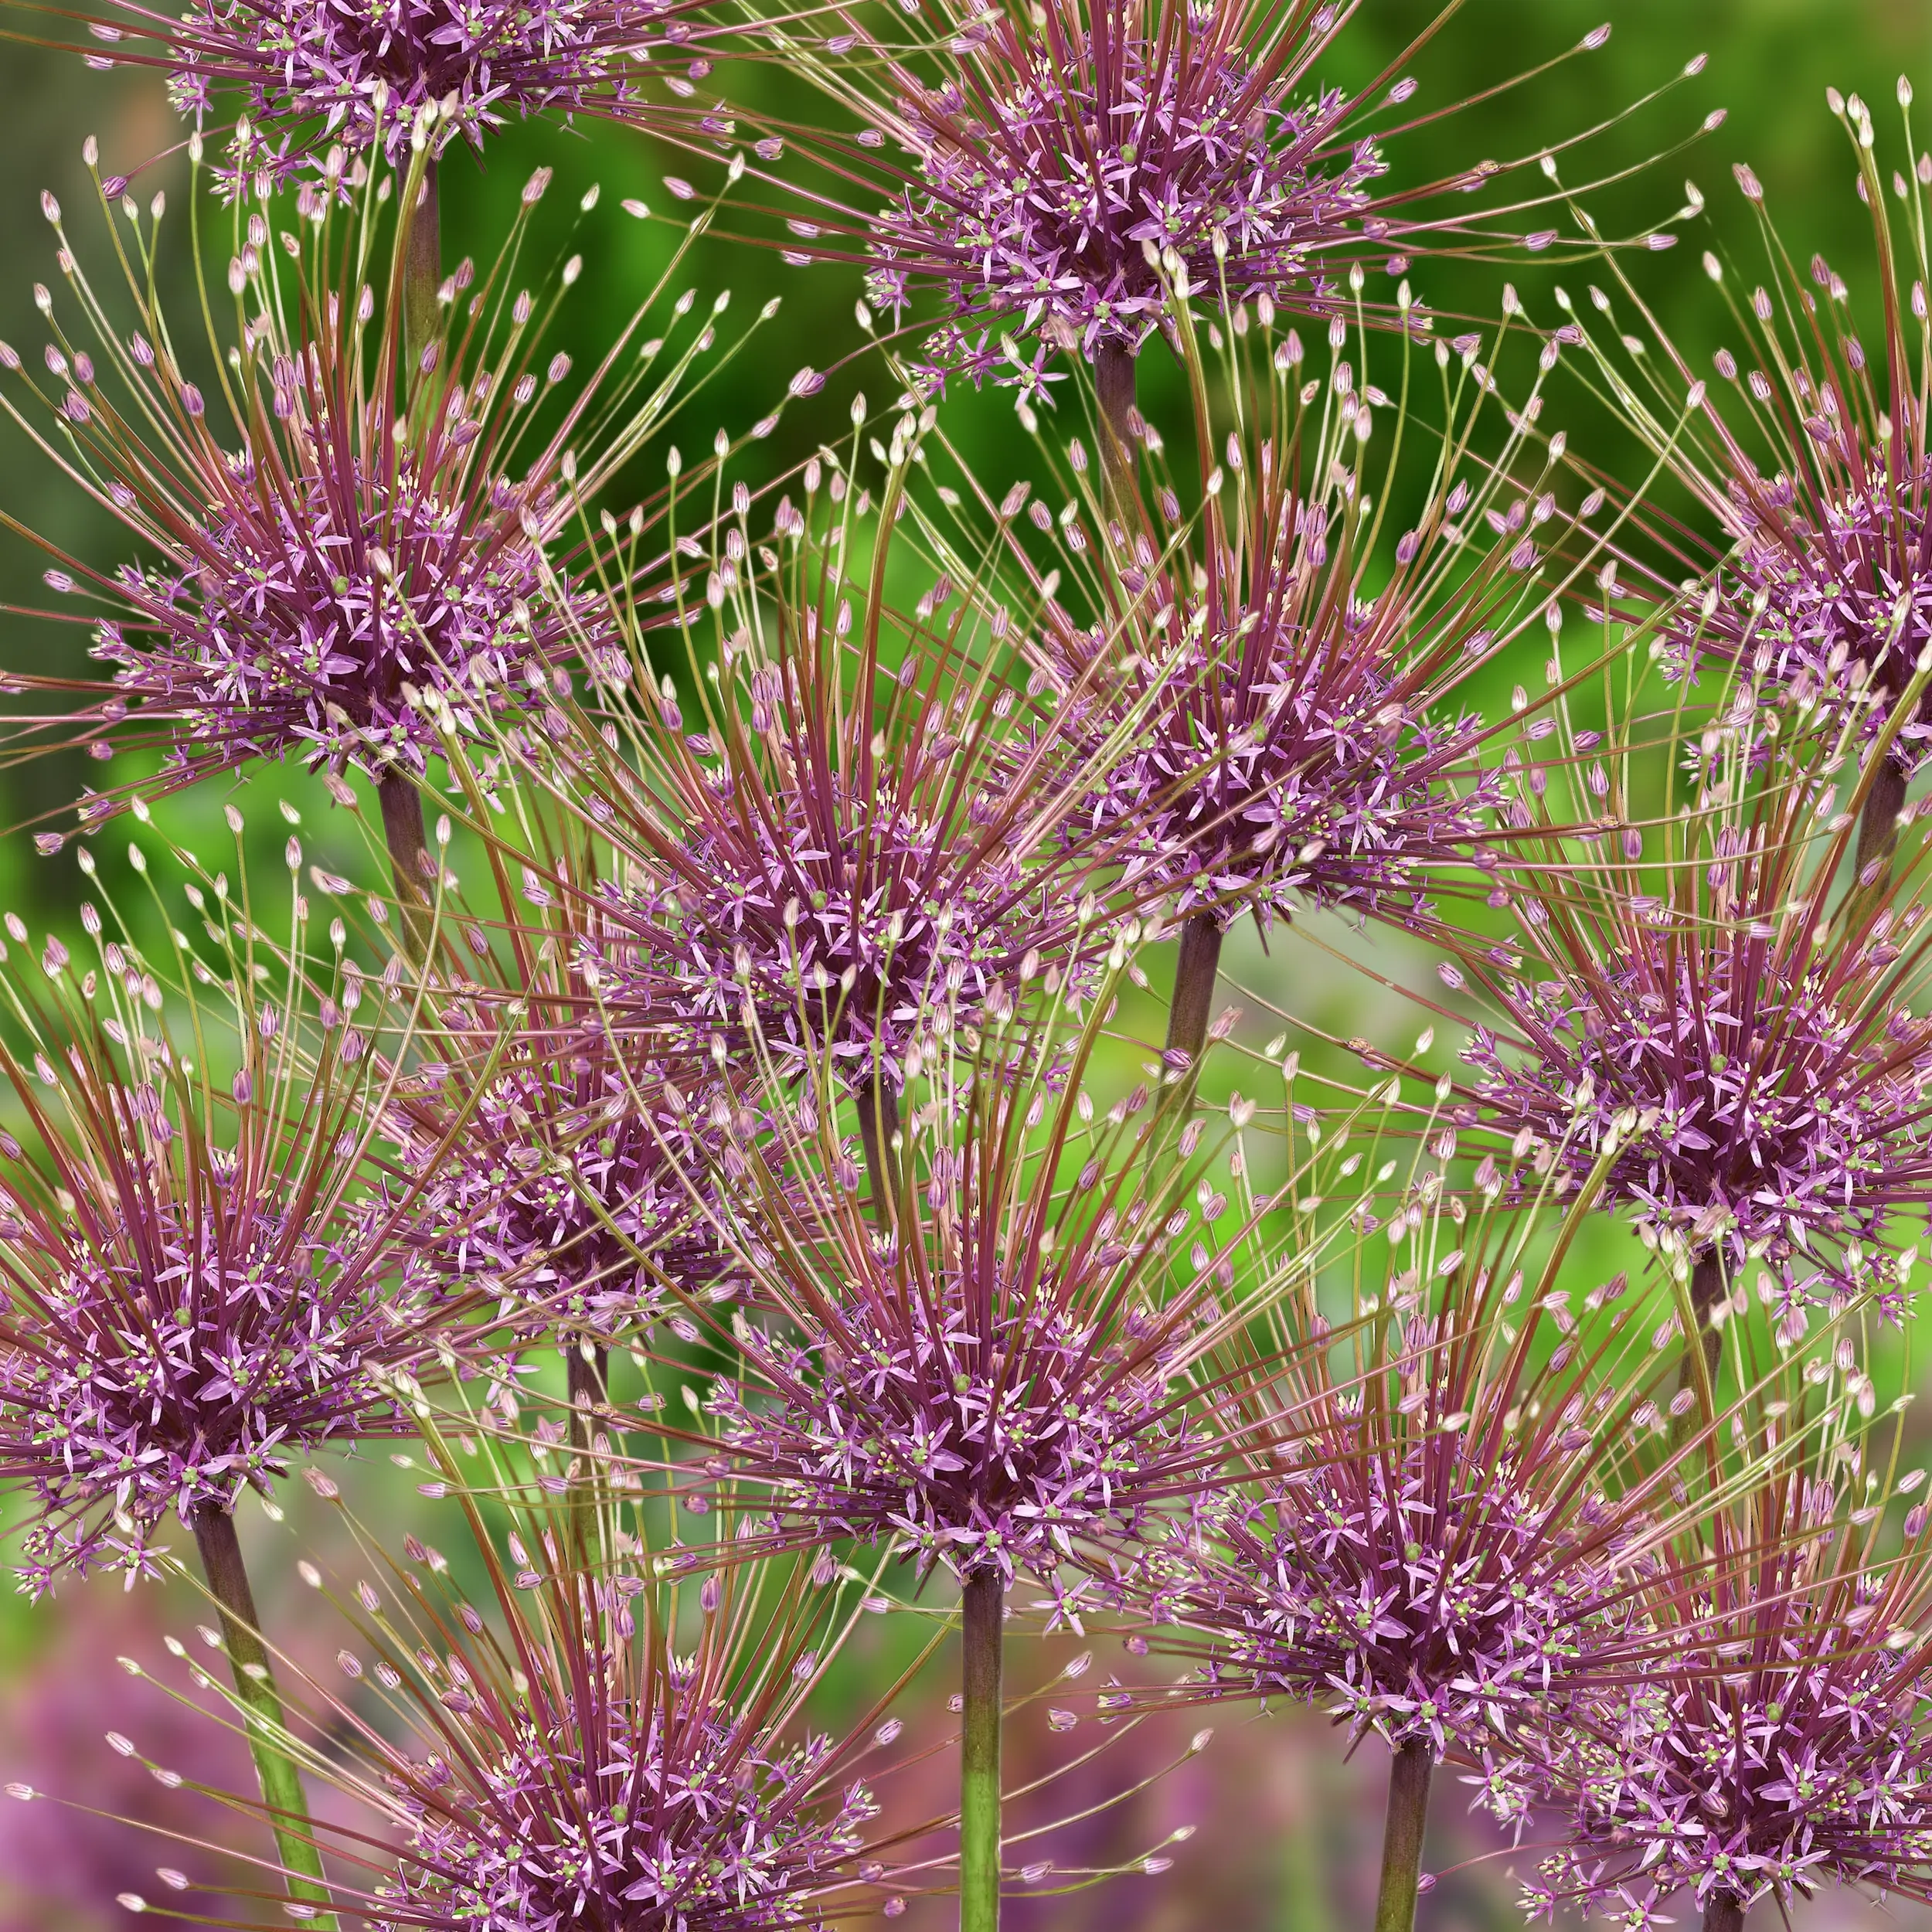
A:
[190, 1504, 335, 1926]
[959, 1567, 1003, 1932]
[1094, 340, 1138, 509]
[1371, 1740, 1432, 1932]
[855, 1082, 902, 1226]
[1165, 913, 1224, 1071]
[566, 1333, 611, 1563]
[1702, 1891, 1744, 1932]
[1849, 746, 1907, 927]
[1688, 1247, 1726, 1394]
[377, 767, 434, 964]
[403, 156, 442, 383]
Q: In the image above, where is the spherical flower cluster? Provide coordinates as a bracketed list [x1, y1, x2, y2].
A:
[1513, 1452, 1932, 1927]
[378, 1684, 872, 1932]
[410, 1056, 732, 1341]
[97, 445, 584, 781]
[1522, 1625, 1932, 1923]
[0, 1189, 410, 1592]
[1137, 1435, 1628, 1757]
[151, 0, 685, 178]
[11, 162, 632, 814]
[1463, 931, 1932, 1280]
[616, 781, 1077, 1097]
[1666, 453, 1932, 774]
[1056, 614, 1498, 930]
[866, 27, 1382, 370]
[715, 1271, 1201, 1584]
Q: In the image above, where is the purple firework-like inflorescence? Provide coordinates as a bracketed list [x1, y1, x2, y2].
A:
[403, 1043, 736, 1345]
[863, 25, 1381, 376]
[737, 0, 1664, 389]
[0, 893, 461, 1594]
[138, 1467, 896, 1930]
[1457, 741, 1932, 1318]
[1031, 303, 1583, 938]
[61, 0, 716, 184]
[1553, 96, 1932, 804]
[1507, 1390, 1932, 1929]
[0, 148, 706, 834]
[1098, 1178, 1669, 1764]
[705, 1001, 1274, 1587]
[539, 457, 1115, 1114]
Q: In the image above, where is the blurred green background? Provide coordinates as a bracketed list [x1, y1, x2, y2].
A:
[0, 1, 1930, 1926]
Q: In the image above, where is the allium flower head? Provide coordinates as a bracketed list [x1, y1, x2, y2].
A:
[1512, 1387, 1932, 1927]
[706, 995, 1279, 1585]
[1552, 92, 1932, 791]
[1458, 759, 1932, 1308]
[1099, 1160, 1670, 1763]
[0, 147, 720, 830]
[0, 867, 457, 1593]
[57, 0, 712, 183]
[535, 451, 1116, 1107]
[128, 1456, 897, 1930]
[739, 1, 1676, 386]
[1032, 298, 1585, 934]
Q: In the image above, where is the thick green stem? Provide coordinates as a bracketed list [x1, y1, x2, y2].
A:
[567, 1335, 611, 1425]
[959, 1568, 1003, 1932]
[190, 1505, 335, 1925]
[1689, 1248, 1725, 1392]
[855, 1082, 902, 1225]
[1371, 1740, 1433, 1932]
[378, 767, 434, 964]
[1849, 747, 1908, 926]
[566, 1334, 611, 1560]
[403, 157, 442, 383]
[1666, 1249, 1726, 1458]
[1165, 913, 1224, 1071]
[1702, 1891, 1744, 1932]
[1094, 341, 1138, 509]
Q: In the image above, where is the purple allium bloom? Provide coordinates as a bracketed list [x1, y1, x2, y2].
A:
[404, 1051, 734, 1343]
[865, 37, 1379, 370]
[1031, 315, 1566, 936]
[376, 1680, 872, 1932]
[565, 463, 1112, 1104]
[0, 910, 451, 1593]
[193, 1502, 890, 1930]
[706, 1017, 1267, 1587]
[750, 1, 1632, 385]
[80, 0, 705, 182]
[1677, 448, 1932, 774]
[1095, 1196, 1666, 1765]
[1459, 791, 1932, 1306]
[1509, 1404, 1932, 1928]
[2, 155, 675, 827]
[1556, 107, 1932, 787]
[1150, 1447, 1628, 1759]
